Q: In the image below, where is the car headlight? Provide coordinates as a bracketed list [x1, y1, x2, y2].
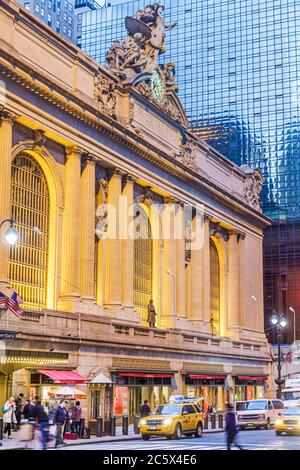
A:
[275, 419, 283, 425]
[164, 418, 172, 426]
[260, 414, 266, 419]
[140, 419, 146, 426]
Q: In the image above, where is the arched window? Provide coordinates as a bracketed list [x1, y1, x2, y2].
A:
[9, 153, 50, 310]
[133, 205, 153, 323]
[210, 240, 220, 336]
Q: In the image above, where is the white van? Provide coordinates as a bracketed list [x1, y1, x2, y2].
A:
[236, 399, 285, 430]
[282, 378, 300, 408]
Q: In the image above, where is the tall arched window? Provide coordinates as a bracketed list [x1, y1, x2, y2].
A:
[210, 240, 220, 336]
[133, 205, 153, 323]
[9, 153, 50, 310]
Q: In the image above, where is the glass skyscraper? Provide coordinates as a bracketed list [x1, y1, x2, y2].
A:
[80, 0, 300, 342]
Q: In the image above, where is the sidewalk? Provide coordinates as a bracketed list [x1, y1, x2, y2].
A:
[0, 424, 225, 450]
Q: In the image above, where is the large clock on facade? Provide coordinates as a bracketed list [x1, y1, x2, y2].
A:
[150, 69, 165, 103]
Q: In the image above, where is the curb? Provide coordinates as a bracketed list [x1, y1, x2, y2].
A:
[0, 429, 225, 450]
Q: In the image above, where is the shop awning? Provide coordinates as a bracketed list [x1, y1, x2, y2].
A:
[189, 374, 227, 380]
[237, 376, 268, 381]
[38, 369, 88, 384]
[118, 373, 174, 378]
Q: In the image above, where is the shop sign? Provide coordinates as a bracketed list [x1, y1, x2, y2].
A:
[0, 331, 16, 340]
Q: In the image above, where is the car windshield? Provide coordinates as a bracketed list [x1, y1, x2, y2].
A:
[153, 405, 181, 415]
[244, 401, 267, 411]
[282, 391, 300, 401]
[283, 408, 300, 416]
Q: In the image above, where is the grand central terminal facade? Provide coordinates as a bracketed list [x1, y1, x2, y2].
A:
[0, 0, 272, 425]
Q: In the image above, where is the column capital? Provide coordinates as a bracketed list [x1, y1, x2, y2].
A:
[228, 229, 238, 239]
[65, 145, 83, 160]
[237, 231, 246, 241]
[204, 214, 213, 223]
[111, 167, 125, 178]
[124, 173, 136, 184]
[0, 106, 17, 126]
[164, 196, 177, 205]
[84, 154, 97, 166]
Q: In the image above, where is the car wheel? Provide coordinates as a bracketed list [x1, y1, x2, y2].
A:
[194, 422, 203, 438]
[275, 431, 282, 436]
[166, 436, 173, 440]
[142, 435, 150, 441]
[265, 419, 271, 430]
[173, 424, 182, 440]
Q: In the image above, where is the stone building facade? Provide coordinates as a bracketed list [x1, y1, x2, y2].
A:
[0, 0, 271, 425]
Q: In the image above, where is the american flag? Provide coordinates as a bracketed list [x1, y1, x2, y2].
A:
[0, 291, 23, 318]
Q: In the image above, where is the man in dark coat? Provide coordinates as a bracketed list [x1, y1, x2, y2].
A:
[140, 400, 151, 418]
[225, 403, 243, 450]
[32, 400, 49, 450]
[53, 400, 69, 447]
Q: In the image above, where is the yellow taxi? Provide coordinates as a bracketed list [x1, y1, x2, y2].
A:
[139, 402, 204, 440]
[275, 406, 300, 435]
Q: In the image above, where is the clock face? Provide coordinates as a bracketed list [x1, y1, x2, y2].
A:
[151, 70, 164, 102]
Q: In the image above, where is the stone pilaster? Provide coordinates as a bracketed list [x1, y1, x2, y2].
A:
[0, 109, 16, 290]
[104, 168, 123, 309]
[121, 175, 134, 309]
[58, 146, 81, 311]
[80, 156, 96, 303]
[202, 215, 211, 323]
[161, 198, 177, 329]
[176, 203, 186, 319]
[238, 232, 246, 329]
[227, 230, 240, 338]
[189, 212, 203, 324]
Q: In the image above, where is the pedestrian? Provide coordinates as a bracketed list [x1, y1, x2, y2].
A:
[2, 397, 17, 439]
[15, 393, 24, 429]
[53, 399, 69, 447]
[225, 403, 243, 450]
[70, 401, 82, 435]
[140, 400, 151, 418]
[32, 400, 49, 451]
[22, 400, 31, 420]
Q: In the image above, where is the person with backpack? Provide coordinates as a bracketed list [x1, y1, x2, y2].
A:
[2, 397, 17, 438]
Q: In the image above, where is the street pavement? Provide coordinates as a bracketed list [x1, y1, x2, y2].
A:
[62, 429, 300, 451]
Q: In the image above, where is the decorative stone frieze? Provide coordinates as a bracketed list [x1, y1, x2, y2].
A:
[94, 71, 116, 119]
[241, 164, 263, 212]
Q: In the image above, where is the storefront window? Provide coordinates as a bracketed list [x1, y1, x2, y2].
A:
[90, 389, 102, 419]
[210, 240, 220, 336]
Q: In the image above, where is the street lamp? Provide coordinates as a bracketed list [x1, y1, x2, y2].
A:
[0, 219, 18, 245]
[271, 311, 287, 399]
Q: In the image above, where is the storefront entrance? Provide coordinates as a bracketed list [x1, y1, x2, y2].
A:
[113, 374, 173, 420]
[234, 376, 267, 401]
[184, 375, 226, 411]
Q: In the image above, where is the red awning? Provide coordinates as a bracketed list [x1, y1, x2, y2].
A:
[237, 376, 268, 381]
[38, 370, 88, 384]
[118, 373, 174, 378]
[189, 374, 227, 380]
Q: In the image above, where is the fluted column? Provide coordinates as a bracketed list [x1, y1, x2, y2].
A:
[227, 230, 240, 337]
[202, 215, 211, 323]
[121, 175, 134, 309]
[238, 232, 246, 329]
[161, 198, 177, 329]
[189, 211, 203, 323]
[104, 169, 122, 309]
[176, 202, 186, 319]
[58, 146, 81, 310]
[0, 109, 15, 290]
[80, 156, 96, 303]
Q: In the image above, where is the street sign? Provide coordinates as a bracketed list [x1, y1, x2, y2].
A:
[0, 331, 16, 340]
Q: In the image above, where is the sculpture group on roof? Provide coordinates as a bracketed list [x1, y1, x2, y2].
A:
[106, 3, 176, 84]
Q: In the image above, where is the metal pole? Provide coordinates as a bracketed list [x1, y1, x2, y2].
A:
[277, 324, 282, 400]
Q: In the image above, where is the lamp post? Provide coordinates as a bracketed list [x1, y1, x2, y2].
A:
[0, 219, 18, 246]
[271, 312, 287, 399]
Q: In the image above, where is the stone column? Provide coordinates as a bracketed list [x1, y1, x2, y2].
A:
[189, 211, 203, 324]
[202, 215, 211, 323]
[121, 175, 134, 309]
[176, 202, 186, 319]
[58, 146, 81, 311]
[161, 198, 177, 329]
[80, 156, 96, 303]
[104, 169, 122, 309]
[238, 232, 246, 328]
[227, 230, 240, 337]
[0, 109, 15, 290]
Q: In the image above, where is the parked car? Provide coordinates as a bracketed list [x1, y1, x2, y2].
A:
[236, 399, 285, 430]
[275, 406, 300, 435]
[281, 378, 300, 408]
[139, 403, 204, 440]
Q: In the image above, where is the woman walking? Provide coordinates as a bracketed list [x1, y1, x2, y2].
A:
[2, 397, 17, 439]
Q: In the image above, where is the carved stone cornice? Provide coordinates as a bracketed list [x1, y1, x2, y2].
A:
[0, 106, 17, 126]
